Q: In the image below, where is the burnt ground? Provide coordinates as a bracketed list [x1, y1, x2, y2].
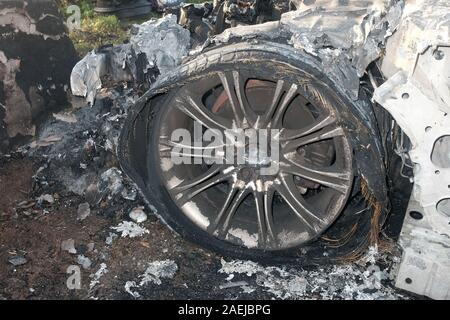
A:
[0, 155, 256, 300]
[0, 87, 418, 300]
[0, 154, 281, 300]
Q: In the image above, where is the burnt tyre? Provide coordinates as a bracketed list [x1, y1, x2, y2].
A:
[119, 42, 389, 263]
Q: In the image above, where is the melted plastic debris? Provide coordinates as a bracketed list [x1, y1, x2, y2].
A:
[219, 248, 406, 300]
[129, 14, 190, 75]
[70, 51, 105, 105]
[111, 221, 149, 238]
[71, 14, 190, 104]
[89, 263, 109, 289]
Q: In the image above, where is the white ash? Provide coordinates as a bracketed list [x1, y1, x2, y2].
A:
[219, 255, 406, 300]
[156, 0, 183, 8]
[70, 15, 190, 105]
[87, 242, 95, 252]
[219, 281, 249, 289]
[89, 263, 108, 289]
[36, 194, 54, 204]
[139, 260, 178, 286]
[124, 260, 178, 298]
[77, 255, 92, 270]
[121, 187, 137, 201]
[105, 232, 118, 245]
[129, 14, 190, 75]
[111, 221, 149, 238]
[53, 112, 77, 124]
[124, 281, 141, 299]
[70, 51, 105, 105]
[359, 245, 380, 265]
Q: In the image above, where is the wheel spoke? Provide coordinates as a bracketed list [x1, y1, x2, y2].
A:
[212, 185, 251, 238]
[161, 139, 228, 150]
[160, 148, 225, 162]
[282, 125, 344, 153]
[271, 82, 298, 128]
[175, 94, 232, 130]
[280, 115, 336, 141]
[159, 139, 228, 162]
[259, 79, 285, 128]
[218, 71, 257, 127]
[274, 174, 326, 233]
[254, 186, 276, 247]
[173, 165, 235, 206]
[165, 151, 223, 162]
[281, 160, 352, 194]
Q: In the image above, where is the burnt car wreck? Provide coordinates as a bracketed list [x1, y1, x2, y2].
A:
[1, 0, 449, 300]
[117, 0, 450, 299]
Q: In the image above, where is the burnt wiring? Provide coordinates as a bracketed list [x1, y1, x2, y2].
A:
[393, 128, 414, 181]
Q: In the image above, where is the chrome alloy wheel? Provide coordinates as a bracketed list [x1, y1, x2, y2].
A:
[156, 69, 354, 250]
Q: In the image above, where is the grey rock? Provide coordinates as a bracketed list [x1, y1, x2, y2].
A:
[129, 207, 147, 223]
[37, 194, 54, 204]
[77, 202, 90, 221]
[77, 254, 92, 270]
[9, 255, 27, 266]
[61, 239, 77, 254]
